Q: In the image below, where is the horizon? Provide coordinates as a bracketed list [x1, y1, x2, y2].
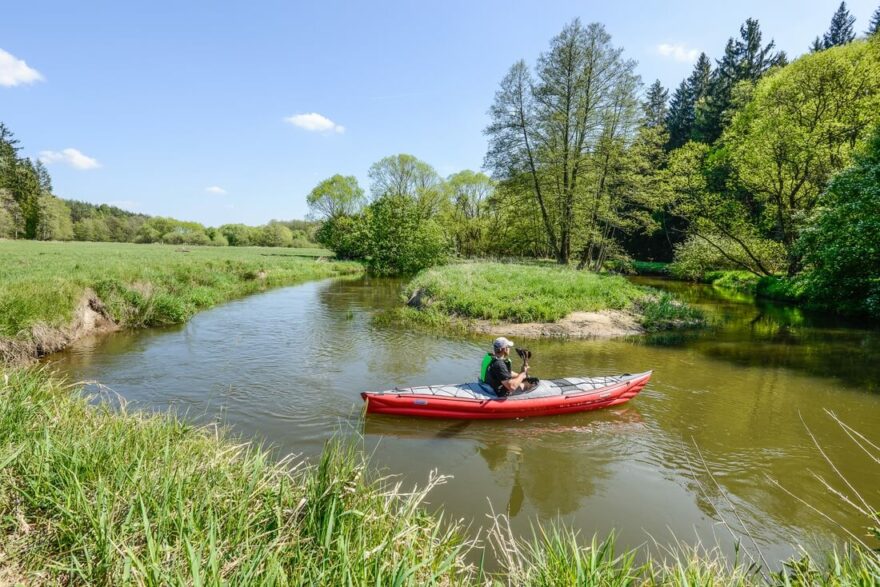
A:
[2, 0, 878, 226]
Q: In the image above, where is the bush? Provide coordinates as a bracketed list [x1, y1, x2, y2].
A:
[316, 195, 450, 275]
[315, 215, 371, 260]
[797, 127, 880, 317]
[365, 194, 449, 275]
[669, 234, 786, 281]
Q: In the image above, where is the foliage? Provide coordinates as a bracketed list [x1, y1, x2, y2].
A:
[693, 19, 784, 144]
[666, 53, 712, 149]
[442, 170, 495, 257]
[314, 213, 371, 260]
[797, 127, 880, 317]
[724, 38, 880, 272]
[368, 153, 444, 218]
[364, 194, 449, 275]
[258, 221, 294, 247]
[669, 233, 786, 281]
[306, 174, 365, 219]
[823, 2, 857, 49]
[485, 19, 643, 266]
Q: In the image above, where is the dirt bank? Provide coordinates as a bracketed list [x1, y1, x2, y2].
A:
[469, 309, 644, 339]
[0, 290, 118, 366]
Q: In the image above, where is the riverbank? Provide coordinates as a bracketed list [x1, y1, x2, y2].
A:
[1, 368, 876, 584]
[0, 240, 362, 365]
[383, 263, 704, 338]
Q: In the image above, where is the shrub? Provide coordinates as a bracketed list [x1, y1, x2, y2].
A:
[670, 234, 786, 281]
[797, 127, 880, 318]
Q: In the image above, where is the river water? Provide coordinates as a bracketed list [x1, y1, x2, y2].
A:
[48, 276, 880, 567]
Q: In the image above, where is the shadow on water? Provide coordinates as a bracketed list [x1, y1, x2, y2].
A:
[632, 277, 880, 393]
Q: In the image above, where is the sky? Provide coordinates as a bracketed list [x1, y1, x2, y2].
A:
[2, 0, 878, 226]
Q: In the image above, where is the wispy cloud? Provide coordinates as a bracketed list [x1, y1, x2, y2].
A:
[39, 148, 100, 170]
[205, 186, 227, 195]
[0, 48, 44, 87]
[284, 112, 345, 134]
[656, 43, 700, 63]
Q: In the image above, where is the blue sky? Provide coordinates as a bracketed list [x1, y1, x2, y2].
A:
[2, 0, 878, 226]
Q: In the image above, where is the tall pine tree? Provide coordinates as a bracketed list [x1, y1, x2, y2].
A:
[694, 19, 781, 144]
[823, 2, 856, 48]
[643, 80, 668, 129]
[665, 53, 711, 149]
[868, 4, 880, 35]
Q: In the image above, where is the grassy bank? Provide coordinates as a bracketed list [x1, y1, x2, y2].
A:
[1, 369, 877, 585]
[393, 262, 704, 333]
[0, 240, 361, 363]
[0, 368, 472, 585]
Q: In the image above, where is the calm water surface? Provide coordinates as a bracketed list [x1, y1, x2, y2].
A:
[48, 276, 880, 567]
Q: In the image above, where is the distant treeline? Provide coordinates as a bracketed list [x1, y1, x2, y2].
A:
[0, 125, 319, 248]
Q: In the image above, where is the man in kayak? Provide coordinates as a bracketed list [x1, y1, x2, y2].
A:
[482, 337, 530, 397]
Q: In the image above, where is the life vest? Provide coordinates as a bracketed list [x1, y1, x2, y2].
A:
[480, 352, 493, 383]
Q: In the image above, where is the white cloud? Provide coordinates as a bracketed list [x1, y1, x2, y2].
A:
[205, 186, 227, 195]
[0, 48, 44, 87]
[284, 112, 345, 134]
[38, 148, 100, 170]
[656, 43, 700, 63]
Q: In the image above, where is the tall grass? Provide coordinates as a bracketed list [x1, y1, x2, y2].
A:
[1, 369, 877, 585]
[0, 368, 473, 585]
[402, 263, 703, 331]
[0, 241, 361, 351]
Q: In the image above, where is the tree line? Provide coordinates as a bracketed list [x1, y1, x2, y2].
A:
[0, 125, 320, 248]
[311, 3, 880, 315]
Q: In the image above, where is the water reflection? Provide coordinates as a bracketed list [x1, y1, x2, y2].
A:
[47, 275, 880, 566]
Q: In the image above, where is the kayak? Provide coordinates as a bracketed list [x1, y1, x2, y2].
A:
[361, 371, 652, 420]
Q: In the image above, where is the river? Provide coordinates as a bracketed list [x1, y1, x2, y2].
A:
[47, 275, 880, 567]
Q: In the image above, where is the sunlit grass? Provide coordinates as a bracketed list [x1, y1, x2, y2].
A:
[0, 369, 877, 585]
[0, 240, 360, 337]
[401, 262, 704, 331]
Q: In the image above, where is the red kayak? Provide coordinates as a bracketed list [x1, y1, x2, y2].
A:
[361, 371, 652, 420]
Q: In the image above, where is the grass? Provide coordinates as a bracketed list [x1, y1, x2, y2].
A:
[399, 262, 704, 331]
[0, 240, 361, 361]
[0, 368, 473, 585]
[1, 368, 877, 585]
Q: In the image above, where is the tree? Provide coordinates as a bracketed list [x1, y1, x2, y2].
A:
[0, 189, 24, 238]
[367, 154, 444, 218]
[443, 170, 494, 257]
[798, 127, 880, 316]
[259, 222, 294, 247]
[663, 143, 782, 276]
[365, 194, 449, 275]
[218, 224, 258, 246]
[485, 20, 641, 265]
[36, 196, 74, 240]
[809, 36, 825, 53]
[306, 174, 365, 220]
[666, 53, 711, 149]
[725, 39, 880, 273]
[823, 2, 856, 48]
[694, 19, 782, 144]
[642, 80, 668, 129]
[869, 5, 880, 35]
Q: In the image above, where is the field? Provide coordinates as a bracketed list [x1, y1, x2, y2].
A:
[0, 240, 360, 362]
[399, 262, 704, 332]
